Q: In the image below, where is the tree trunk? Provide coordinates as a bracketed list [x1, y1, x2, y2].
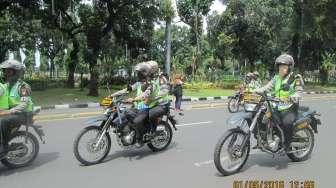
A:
[0, 50, 6, 63]
[80, 72, 84, 91]
[49, 59, 54, 79]
[164, 20, 172, 76]
[67, 38, 79, 88]
[88, 49, 99, 97]
[194, 16, 201, 73]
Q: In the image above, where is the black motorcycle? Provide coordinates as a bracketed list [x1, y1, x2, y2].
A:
[214, 92, 321, 176]
[0, 109, 45, 168]
[73, 93, 178, 165]
[228, 88, 245, 113]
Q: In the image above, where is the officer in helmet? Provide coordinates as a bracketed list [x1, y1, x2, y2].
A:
[244, 72, 257, 92]
[0, 59, 33, 153]
[110, 61, 158, 145]
[255, 54, 304, 150]
[252, 71, 261, 88]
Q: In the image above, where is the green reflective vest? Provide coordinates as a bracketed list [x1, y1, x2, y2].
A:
[134, 83, 149, 110]
[9, 81, 34, 112]
[273, 75, 296, 111]
[0, 83, 9, 110]
[148, 79, 161, 108]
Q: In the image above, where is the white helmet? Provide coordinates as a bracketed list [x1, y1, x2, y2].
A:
[0, 59, 26, 71]
[144, 60, 159, 77]
[0, 59, 25, 83]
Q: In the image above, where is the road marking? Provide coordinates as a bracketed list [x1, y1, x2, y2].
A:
[194, 160, 213, 167]
[176, 121, 213, 127]
[194, 150, 259, 167]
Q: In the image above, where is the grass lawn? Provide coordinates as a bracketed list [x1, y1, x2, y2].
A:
[304, 84, 336, 92]
[31, 83, 336, 106]
[32, 88, 119, 106]
[32, 87, 235, 106]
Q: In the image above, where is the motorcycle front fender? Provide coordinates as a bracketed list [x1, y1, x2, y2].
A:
[84, 115, 109, 126]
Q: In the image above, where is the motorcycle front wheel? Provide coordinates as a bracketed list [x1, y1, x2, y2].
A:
[73, 126, 111, 165]
[214, 129, 250, 176]
[228, 97, 240, 113]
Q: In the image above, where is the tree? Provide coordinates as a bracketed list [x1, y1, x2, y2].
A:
[78, 0, 159, 96]
[160, 0, 175, 76]
[37, 29, 65, 79]
[177, 0, 214, 77]
[37, 0, 83, 88]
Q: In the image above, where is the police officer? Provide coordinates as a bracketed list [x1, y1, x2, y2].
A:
[255, 54, 304, 150]
[0, 59, 33, 153]
[110, 61, 158, 145]
[245, 72, 257, 92]
[252, 71, 262, 88]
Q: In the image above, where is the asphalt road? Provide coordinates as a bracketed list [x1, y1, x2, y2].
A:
[1, 94, 335, 188]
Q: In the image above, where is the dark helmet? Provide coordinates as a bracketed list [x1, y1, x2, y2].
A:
[134, 62, 151, 81]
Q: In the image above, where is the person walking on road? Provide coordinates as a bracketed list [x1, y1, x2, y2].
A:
[172, 74, 183, 112]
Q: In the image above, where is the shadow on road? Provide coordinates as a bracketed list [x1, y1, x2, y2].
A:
[0, 152, 60, 176]
[104, 141, 178, 163]
[242, 153, 291, 171]
[77, 141, 179, 167]
[214, 152, 294, 177]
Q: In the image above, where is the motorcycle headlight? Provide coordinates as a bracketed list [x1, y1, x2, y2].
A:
[244, 103, 257, 112]
[103, 108, 113, 115]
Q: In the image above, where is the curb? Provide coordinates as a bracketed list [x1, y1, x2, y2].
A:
[35, 91, 336, 111]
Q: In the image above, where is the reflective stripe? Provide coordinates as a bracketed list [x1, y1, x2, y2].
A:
[273, 75, 295, 111]
[0, 83, 9, 110]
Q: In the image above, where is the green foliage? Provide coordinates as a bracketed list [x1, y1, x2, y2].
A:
[183, 80, 241, 90]
[160, 0, 176, 22]
[320, 52, 336, 85]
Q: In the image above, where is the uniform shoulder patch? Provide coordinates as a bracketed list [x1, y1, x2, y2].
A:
[19, 83, 32, 97]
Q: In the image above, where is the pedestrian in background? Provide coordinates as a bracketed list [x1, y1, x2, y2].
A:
[172, 74, 183, 112]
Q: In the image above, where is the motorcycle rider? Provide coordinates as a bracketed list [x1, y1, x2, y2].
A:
[254, 54, 304, 150]
[244, 72, 258, 92]
[148, 68, 172, 128]
[0, 59, 33, 153]
[252, 71, 262, 88]
[110, 61, 159, 145]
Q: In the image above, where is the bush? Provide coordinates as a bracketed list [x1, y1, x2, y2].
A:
[100, 76, 131, 86]
[25, 79, 48, 91]
[183, 81, 242, 90]
[25, 77, 66, 91]
[47, 79, 66, 88]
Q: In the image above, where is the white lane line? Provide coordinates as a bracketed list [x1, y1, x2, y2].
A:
[194, 160, 213, 167]
[194, 150, 259, 167]
[176, 121, 214, 127]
